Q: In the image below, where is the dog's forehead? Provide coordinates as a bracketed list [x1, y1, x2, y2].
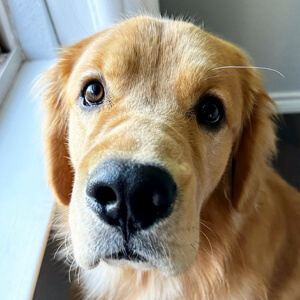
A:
[80, 18, 234, 82]
[93, 17, 212, 68]
[71, 17, 243, 114]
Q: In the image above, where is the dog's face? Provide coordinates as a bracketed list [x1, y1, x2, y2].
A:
[41, 17, 275, 275]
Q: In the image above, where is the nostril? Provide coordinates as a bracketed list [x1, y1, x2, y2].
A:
[90, 185, 118, 207]
[132, 189, 160, 212]
[130, 183, 176, 229]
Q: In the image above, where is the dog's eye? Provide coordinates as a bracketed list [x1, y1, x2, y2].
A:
[82, 81, 104, 106]
[196, 95, 224, 128]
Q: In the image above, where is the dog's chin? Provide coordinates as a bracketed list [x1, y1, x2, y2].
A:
[103, 250, 194, 276]
[75, 250, 188, 276]
[102, 250, 154, 270]
[75, 254, 155, 272]
[104, 258, 154, 270]
[89, 258, 184, 276]
[73, 248, 154, 271]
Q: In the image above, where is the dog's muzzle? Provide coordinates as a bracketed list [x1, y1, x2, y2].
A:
[86, 159, 177, 241]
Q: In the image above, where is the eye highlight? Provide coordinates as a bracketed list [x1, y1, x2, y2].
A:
[196, 95, 225, 129]
[82, 81, 105, 106]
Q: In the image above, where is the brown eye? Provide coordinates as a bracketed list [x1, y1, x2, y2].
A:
[196, 95, 225, 129]
[83, 81, 104, 106]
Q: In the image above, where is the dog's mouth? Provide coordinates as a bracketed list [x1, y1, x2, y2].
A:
[105, 250, 148, 263]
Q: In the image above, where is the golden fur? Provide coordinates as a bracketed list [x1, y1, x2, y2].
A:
[39, 17, 300, 299]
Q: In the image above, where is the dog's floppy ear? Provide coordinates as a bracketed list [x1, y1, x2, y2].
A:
[231, 70, 277, 211]
[38, 37, 94, 205]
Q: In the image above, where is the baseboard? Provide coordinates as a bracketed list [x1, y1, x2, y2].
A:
[270, 91, 300, 114]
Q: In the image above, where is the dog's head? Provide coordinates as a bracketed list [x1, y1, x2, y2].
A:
[40, 17, 276, 275]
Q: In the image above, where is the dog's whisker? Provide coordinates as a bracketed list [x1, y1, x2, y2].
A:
[77, 267, 81, 285]
[212, 66, 284, 78]
[73, 265, 80, 286]
[199, 221, 218, 240]
[64, 234, 72, 262]
[51, 211, 69, 227]
[51, 223, 69, 242]
[68, 259, 76, 283]
[200, 230, 214, 258]
[195, 240, 213, 259]
[53, 239, 67, 260]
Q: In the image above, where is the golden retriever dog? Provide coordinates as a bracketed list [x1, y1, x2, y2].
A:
[39, 16, 300, 300]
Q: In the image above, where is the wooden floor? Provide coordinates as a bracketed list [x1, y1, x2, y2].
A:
[33, 113, 300, 299]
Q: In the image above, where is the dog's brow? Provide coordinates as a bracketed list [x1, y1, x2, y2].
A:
[79, 70, 103, 80]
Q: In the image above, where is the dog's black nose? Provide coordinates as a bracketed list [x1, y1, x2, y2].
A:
[86, 159, 177, 237]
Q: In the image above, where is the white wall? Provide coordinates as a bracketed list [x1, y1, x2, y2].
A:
[160, 0, 300, 95]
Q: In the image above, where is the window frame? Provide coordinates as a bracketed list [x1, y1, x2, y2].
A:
[46, 0, 160, 46]
[0, 0, 23, 106]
